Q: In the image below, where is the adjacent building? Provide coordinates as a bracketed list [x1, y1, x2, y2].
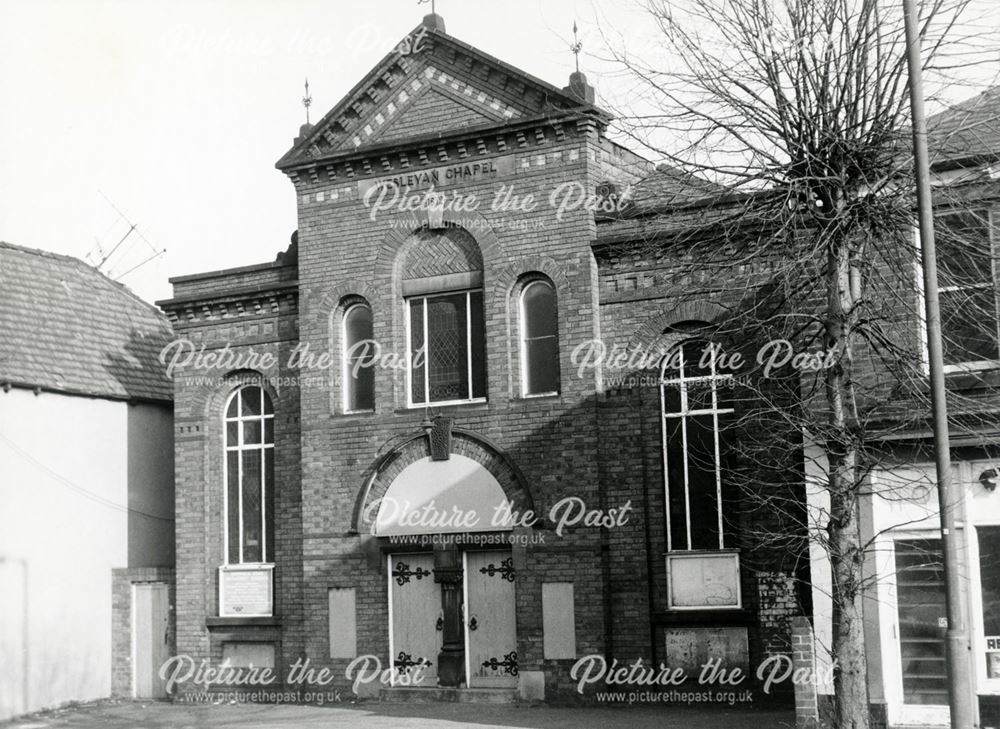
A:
[0, 242, 175, 718]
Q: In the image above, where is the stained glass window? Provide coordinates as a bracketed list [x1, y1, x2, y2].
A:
[224, 385, 275, 564]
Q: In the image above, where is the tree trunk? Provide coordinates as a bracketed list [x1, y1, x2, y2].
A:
[829, 455, 870, 729]
[825, 223, 871, 729]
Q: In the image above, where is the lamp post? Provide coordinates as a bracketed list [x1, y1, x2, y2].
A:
[902, 1, 974, 727]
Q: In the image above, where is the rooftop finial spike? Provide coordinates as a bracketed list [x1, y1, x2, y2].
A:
[302, 77, 313, 125]
[571, 21, 583, 74]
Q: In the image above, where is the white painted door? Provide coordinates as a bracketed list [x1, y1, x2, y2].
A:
[132, 583, 169, 698]
[388, 553, 439, 686]
[464, 551, 517, 688]
[880, 536, 951, 726]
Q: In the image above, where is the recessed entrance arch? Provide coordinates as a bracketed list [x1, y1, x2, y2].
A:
[365, 430, 529, 690]
[374, 454, 515, 536]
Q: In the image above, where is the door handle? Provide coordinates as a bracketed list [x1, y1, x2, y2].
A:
[435, 610, 444, 631]
[468, 615, 478, 631]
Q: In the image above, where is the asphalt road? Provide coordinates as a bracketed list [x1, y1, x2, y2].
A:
[3, 700, 795, 729]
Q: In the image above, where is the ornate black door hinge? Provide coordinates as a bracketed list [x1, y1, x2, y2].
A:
[482, 651, 518, 676]
[395, 651, 432, 673]
[479, 557, 515, 582]
[392, 561, 432, 585]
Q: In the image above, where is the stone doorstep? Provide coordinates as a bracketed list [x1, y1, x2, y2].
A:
[379, 686, 518, 704]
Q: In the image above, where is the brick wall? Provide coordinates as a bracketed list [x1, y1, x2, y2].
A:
[159, 26, 811, 703]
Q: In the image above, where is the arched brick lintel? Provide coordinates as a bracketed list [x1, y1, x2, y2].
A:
[492, 254, 573, 300]
[303, 279, 381, 329]
[372, 209, 506, 283]
[627, 300, 731, 353]
[350, 428, 536, 534]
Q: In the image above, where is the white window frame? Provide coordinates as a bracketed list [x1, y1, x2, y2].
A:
[405, 289, 486, 407]
[660, 340, 734, 552]
[519, 279, 560, 398]
[222, 385, 275, 566]
[342, 302, 375, 413]
[925, 209, 1000, 373]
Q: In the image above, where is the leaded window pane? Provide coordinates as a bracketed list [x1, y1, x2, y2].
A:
[242, 387, 262, 416]
[241, 449, 263, 563]
[427, 293, 469, 402]
[409, 298, 426, 404]
[470, 290, 487, 398]
[227, 450, 240, 563]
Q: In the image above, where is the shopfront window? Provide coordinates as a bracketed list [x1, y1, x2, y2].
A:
[978, 526, 1000, 679]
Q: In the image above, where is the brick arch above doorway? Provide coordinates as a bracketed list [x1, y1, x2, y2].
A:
[350, 427, 535, 535]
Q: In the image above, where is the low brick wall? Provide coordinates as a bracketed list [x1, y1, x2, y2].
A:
[791, 616, 819, 729]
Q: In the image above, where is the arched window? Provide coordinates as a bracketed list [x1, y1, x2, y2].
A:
[343, 303, 375, 412]
[224, 385, 274, 564]
[401, 226, 487, 406]
[660, 338, 733, 551]
[520, 280, 560, 396]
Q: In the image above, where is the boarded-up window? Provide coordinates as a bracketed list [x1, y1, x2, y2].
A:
[328, 587, 358, 659]
[542, 582, 576, 659]
[221, 642, 275, 669]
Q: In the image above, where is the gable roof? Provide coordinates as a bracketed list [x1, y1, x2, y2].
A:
[0, 242, 174, 402]
[928, 85, 1000, 167]
[276, 18, 609, 171]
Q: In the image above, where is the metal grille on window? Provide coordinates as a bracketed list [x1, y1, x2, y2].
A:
[224, 385, 275, 564]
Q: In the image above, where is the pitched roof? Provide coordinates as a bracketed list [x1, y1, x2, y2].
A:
[927, 85, 1000, 165]
[277, 18, 608, 171]
[0, 242, 174, 402]
[623, 164, 729, 213]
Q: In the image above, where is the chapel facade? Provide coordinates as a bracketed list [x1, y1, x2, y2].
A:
[158, 12, 809, 702]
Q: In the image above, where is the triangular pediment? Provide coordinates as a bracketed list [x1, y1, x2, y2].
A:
[276, 20, 604, 170]
[371, 84, 507, 145]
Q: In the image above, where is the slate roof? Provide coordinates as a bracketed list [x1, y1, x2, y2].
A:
[927, 85, 1000, 165]
[622, 164, 730, 214]
[0, 242, 174, 402]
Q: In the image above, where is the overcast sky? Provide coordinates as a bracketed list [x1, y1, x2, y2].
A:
[1, 0, 998, 305]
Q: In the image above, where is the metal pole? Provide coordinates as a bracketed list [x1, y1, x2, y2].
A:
[902, 2, 974, 727]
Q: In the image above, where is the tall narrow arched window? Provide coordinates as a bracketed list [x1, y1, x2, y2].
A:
[343, 303, 375, 412]
[520, 280, 560, 396]
[660, 338, 733, 551]
[660, 336, 741, 610]
[224, 385, 274, 564]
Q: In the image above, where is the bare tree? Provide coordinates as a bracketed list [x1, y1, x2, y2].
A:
[597, 1, 998, 727]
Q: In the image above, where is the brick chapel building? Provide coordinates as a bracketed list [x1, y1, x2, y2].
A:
[158, 12, 809, 702]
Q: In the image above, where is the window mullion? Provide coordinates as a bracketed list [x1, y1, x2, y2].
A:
[466, 290, 473, 400]
[680, 410, 692, 550]
[661, 385, 672, 551]
[260, 434, 267, 564]
[423, 297, 430, 404]
[237, 418, 244, 564]
[712, 387, 724, 549]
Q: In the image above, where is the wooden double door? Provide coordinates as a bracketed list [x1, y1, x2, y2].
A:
[388, 550, 517, 688]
